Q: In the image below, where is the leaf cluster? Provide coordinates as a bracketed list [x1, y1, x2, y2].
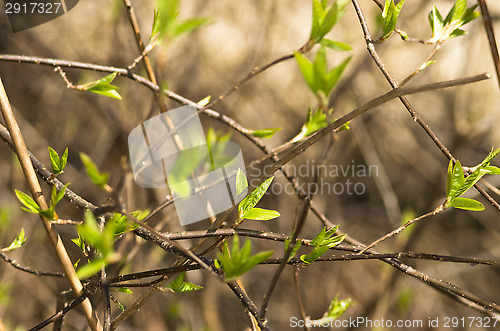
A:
[428, 0, 479, 43]
[300, 226, 345, 264]
[444, 148, 500, 211]
[216, 234, 273, 282]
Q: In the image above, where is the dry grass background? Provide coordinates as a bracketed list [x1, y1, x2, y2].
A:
[0, 0, 499, 330]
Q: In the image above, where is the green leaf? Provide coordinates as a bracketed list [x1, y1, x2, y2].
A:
[310, 0, 350, 43]
[117, 287, 133, 294]
[197, 95, 211, 107]
[469, 147, 500, 172]
[51, 183, 69, 207]
[114, 300, 125, 311]
[447, 160, 465, 199]
[3, 229, 27, 252]
[483, 165, 500, 175]
[238, 177, 274, 214]
[301, 108, 330, 137]
[251, 128, 282, 138]
[319, 39, 352, 51]
[166, 272, 203, 292]
[323, 294, 351, 319]
[15, 190, 41, 214]
[235, 168, 248, 196]
[81, 73, 122, 100]
[80, 153, 110, 188]
[446, 159, 453, 198]
[310, 0, 324, 42]
[461, 5, 480, 25]
[300, 246, 330, 264]
[451, 0, 467, 23]
[217, 234, 273, 281]
[325, 56, 351, 96]
[48, 147, 60, 173]
[294, 52, 315, 92]
[241, 208, 280, 221]
[173, 17, 212, 38]
[428, 6, 444, 37]
[449, 197, 485, 211]
[381, 0, 405, 39]
[301, 226, 344, 264]
[150, 8, 161, 42]
[76, 258, 106, 279]
[39, 208, 56, 220]
[71, 236, 86, 253]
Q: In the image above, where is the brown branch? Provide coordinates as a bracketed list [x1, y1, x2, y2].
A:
[478, 0, 500, 92]
[349, 0, 500, 212]
[0, 78, 101, 331]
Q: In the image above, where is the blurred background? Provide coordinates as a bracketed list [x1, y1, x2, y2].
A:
[0, 0, 499, 329]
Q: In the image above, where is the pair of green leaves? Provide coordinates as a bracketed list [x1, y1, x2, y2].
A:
[428, 0, 479, 43]
[72, 210, 149, 279]
[381, 0, 406, 40]
[165, 271, 203, 292]
[444, 148, 500, 211]
[15, 184, 69, 221]
[48, 147, 68, 176]
[237, 173, 280, 221]
[292, 107, 350, 143]
[72, 211, 118, 279]
[300, 226, 345, 264]
[216, 234, 273, 282]
[80, 72, 122, 100]
[295, 47, 351, 105]
[151, 0, 212, 46]
[310, 0, 350, 47]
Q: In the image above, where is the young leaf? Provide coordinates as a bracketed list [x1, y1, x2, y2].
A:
[80, 73, 122, 100]
[150, 8, 161, 43]
[301, 226, 345, 264]
[294, 52, 315, 92]
[235, 168, 248, 196]
[15, 190, 41, 214]
[238, 177, 274, 215]
[2, 229, 27, 252]
[166, 272, 203, 292]
[241, 208, 280, 221]
[323, 294, 351, 319]
[80, 153, 110, 188]
[300, 108, 331, 138]
[449, 197, 485, 211]
[48, 147, 62, 174]
[319, 39, 352, 51]
[76, 258, 106, 279]
[173, 17, 212, 38]
[117, 287, 133, 294]
[447, 160, 465, 199]
[381, 0, 405, 40]
[197, 95, 211, 107]
[325, 56, 351, 96]
[53, 184, 69, 206]
[251, 128, 282, 138]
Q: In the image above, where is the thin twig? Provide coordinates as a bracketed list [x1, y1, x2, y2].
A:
[0, 78, 101, 331]
[0, 251, 65, 277]
[122, 0, 167, 114]
[478, 0, 500, 92]
[357, 205, 444, 255]
[349, 0, 500, 212]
